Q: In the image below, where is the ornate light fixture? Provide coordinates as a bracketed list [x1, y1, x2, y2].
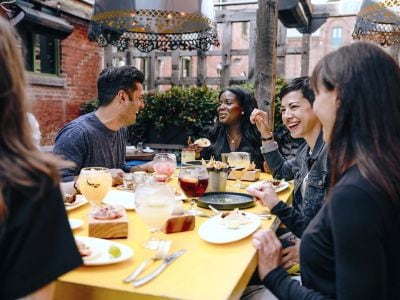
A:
[88, 0, 219, 52]
[353, 0, 400, 47]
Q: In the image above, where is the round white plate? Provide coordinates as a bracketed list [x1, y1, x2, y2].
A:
[102, 190, 136, 210]
[69, 218, 84, 230]
[198, 213, 261, 244]
[274, 181, 290, 193]
[75, 236, 134, 266]
[65, 195, 88, 211]
[142, 147, 154, 153]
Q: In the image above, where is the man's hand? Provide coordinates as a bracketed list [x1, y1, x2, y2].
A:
[247, 181, 280, 210]
[130, 161, 154, 173]
[110, 168, 124, 186]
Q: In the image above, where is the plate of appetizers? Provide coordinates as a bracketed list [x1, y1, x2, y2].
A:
[64, 194, 88, 211]
[102, 190, 136, 210]
[198, 209, 261, 244]
[75, 236, 134, 266]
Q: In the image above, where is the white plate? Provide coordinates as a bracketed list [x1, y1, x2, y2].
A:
[75, 236, 134, 266]
[102, 190, 136, 210]
[69, 218, 83, 230]
[274, 181, 290, 193]
[247, 180, 290, 194]
[198, 213, 261, 244]
[65, 195, 88, 211]
[142, 147, 154, 153]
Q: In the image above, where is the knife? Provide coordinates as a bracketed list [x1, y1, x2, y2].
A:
[133, 249, 187, 287]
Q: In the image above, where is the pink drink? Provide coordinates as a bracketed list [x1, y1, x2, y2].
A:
[153, 162, 176, 178]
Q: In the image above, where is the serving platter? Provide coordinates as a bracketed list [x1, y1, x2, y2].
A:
[197, 192, 255, 210]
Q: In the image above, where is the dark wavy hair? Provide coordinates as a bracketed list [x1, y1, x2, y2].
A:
[311, 42, 400, 204]
[97, 65, 144, 106]
[207, 86, 261, 162]
[280, 76, 315, 104]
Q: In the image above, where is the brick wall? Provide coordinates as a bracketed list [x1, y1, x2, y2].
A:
[30, 20, 103, 145]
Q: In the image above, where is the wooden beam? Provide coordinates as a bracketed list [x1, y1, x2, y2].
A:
[31, 0, 92, 20]
[301, 33, 311, 76]
[197, 50, 207, 86]
[220, 21, 232, 89]
[276, 21, 287, 77]
[254, 0, 278, 127]
[147, 52, 156, 90]
[216, 9, 256, 23]
[248, 19, 257, 83]
[171, 51, 180, 86]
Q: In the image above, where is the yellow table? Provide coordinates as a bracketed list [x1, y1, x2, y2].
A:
[55, 173, 293, 300]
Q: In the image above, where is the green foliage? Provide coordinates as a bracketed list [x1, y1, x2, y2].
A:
[80, 97, 99, 115]
[138, 86, 219, 132]
[273, 77, 288, 132]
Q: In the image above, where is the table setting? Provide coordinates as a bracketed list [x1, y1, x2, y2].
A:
[58, 159, 294, 300]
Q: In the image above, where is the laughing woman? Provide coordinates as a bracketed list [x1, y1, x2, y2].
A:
[201, 86, 263, 169]
[250, 42, 400, 299]
[250, 77, 329, 239]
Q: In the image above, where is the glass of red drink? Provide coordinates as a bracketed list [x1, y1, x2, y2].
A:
[153, 153, 177, 179]
[178, 166, 209, 215]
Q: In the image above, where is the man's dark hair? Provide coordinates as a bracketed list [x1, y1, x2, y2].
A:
[279, 76, 315, 105]
[97, 66, 144, 106]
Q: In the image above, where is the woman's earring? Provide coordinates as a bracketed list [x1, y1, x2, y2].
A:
[241, 111, 245, 115]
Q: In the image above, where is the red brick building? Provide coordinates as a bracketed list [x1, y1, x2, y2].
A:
[5, 0, 102, 145]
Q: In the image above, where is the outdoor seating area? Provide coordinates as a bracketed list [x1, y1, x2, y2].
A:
[1, 0, 400, 300]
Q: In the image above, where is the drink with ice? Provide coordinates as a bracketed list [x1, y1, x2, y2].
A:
[153, 153, 177, 178]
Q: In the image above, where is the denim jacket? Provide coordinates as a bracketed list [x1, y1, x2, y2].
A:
[261, 131, 329, 238]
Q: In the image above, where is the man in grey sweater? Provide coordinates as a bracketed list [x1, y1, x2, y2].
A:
[54, 66, 153, 185]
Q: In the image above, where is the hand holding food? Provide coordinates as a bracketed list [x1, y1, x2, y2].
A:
[247, 181, 280, 209]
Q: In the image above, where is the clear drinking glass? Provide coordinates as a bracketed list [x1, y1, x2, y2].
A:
[135, 182, 175, 249]
[227, 152, 251, 189]
[153, 153, 177, 179]
[178, 166, 209, 215]
[77, 167, 112, 206]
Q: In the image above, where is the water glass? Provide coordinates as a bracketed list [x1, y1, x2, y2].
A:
[135, 182, 175, 249]
[123, 173, 135, 190]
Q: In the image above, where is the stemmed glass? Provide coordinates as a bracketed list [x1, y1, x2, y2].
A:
[227, 152, 251, 189]
[178, 166, 209, 216]
[153, 153, 177, 181]
[135, 182, 175, 249]
[77, 167, 112, 209]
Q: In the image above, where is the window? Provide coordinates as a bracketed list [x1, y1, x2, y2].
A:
[18, 29, 60, 75]
[331, 26, 343, 48]
[181, 57, 192, 78]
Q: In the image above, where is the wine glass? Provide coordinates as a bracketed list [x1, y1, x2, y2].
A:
[153, 153, 177, 179]
[227, 152, 251, 189]
[135, 182, 175, 249]
[77, 167, 112, 206]
[178, 166, 209, 216]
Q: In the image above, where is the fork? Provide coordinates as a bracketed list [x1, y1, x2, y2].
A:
[123, 240, 171, 283]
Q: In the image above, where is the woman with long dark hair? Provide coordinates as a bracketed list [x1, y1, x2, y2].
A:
[201, 86, 263, 169]
[248, 42, 400, 299]
[0, 18, 82, 299]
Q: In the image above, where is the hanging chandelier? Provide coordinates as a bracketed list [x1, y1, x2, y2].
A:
[88, 0, 220, 52]
[352, 0, 400, 47]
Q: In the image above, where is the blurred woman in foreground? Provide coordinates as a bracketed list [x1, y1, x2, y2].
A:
[0, 17, 82, 299]
[249, 42, 400, 299]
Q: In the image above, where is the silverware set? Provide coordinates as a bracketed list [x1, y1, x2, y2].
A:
[123, 240, 186, 287]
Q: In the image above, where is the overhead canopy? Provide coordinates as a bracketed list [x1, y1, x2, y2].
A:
[1, 2, 73, 39]
[88, 0, 220, 52]
[353, 0, 400, 46]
